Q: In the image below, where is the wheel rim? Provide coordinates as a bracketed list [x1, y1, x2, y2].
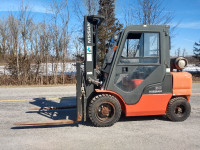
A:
[174, 105, 185, 117]
[95, 101, 116, 122]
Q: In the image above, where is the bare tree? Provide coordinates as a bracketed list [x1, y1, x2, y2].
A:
[60, 0, 70, 84]
[49, 0, 61, 84]
[83, 0, 99, 15]
[0, 0, 74, 85]
[7, 15, 20, 82]
[175, 48, 181, 57]
[121, 0, 178, 38]
[0, 17, 8, 61]
[49, 0, 70, 84]
[73, 35, 84, 62]
[122, 0, 134, 26]
[73, 0, 98, 22]
[28, 21, 35, 56]
[135, 0, 174, 25]
[72, 0, 84, 24]
[72, 0, 99, 59]
[182, 48, 186, 57]
[19, 0, 32, 55]
[38, 20, 51, 84]
[18, 1, 33, 84]
[32, 24, 41, 84]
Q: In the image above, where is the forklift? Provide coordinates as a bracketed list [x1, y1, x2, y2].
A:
[15, 15, 192, 127]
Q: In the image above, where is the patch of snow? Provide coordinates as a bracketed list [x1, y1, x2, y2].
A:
[183, 66, 200, 73]
[0, 62, 77, 76]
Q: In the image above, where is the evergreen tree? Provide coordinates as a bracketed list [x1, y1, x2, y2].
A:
[98, 0, 122, 66]
[193, 41, 200, 61]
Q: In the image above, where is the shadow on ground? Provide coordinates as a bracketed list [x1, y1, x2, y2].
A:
[28, 97, 77, 120]
[12, 96, 93, 129]
[119, 114, 169, 122]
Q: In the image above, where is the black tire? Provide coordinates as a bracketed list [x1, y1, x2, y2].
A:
[167, 97, 191, 121]
[88, 94, 121, 127]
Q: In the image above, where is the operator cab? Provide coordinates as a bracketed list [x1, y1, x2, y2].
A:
[102, 25, 172, 105]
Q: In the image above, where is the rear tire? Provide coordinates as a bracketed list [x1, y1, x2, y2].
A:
[88, 94, 121, 127]
[167, 97, 191, 121]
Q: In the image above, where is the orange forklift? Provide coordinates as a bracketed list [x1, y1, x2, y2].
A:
[15, 15, 192, 127]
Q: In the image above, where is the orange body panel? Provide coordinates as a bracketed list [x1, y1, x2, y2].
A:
[95, 89, 172, 117]
[125, 94, 172, 116]
[171, 72, 192, 97]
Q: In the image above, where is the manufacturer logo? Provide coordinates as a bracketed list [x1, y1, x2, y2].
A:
[87, 46, 92, 53]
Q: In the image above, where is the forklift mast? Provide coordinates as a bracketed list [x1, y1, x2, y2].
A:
[83, 15, 104, 98]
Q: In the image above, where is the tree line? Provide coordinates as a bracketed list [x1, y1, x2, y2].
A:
[0, 0, 72, 85]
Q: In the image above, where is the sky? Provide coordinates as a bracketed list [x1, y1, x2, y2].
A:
[115, 0, 200, 56]
[0, 0, 200, 56]
[166, 0, 200, 56]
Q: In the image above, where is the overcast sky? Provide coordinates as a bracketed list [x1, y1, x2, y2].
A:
[0, 0, 199, 56]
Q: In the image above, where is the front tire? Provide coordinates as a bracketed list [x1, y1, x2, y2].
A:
[88, 94, 121, 127]
[167, 97, 191, 121]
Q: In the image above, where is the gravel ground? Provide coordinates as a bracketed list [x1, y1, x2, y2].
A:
[0, 84, 200, 150]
